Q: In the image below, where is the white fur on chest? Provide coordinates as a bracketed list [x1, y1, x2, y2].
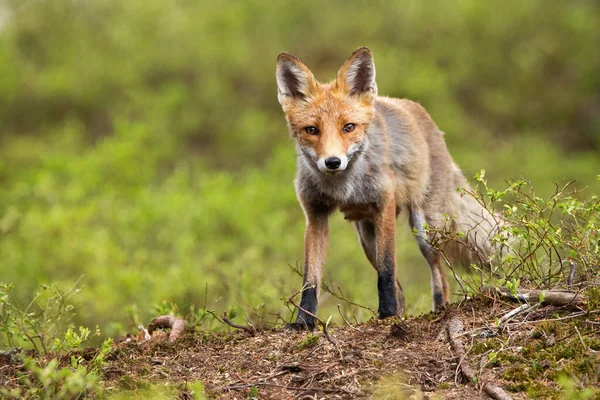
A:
[299, 156, 382, 206]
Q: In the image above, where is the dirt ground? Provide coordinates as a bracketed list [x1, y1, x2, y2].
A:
[105, 299, 527, 399]
[3, 296, 599, 399]
[105, 303, 491, 399]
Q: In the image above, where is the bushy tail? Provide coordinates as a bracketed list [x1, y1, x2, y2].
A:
[435, 184, 510, 270]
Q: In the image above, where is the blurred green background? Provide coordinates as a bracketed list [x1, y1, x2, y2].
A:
[0, 0, 599, 340]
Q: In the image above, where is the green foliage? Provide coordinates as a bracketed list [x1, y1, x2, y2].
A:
[434, 176, 600, 292]
[247, 385, 259, 399]
[299, 333, 320, 350]
[0, 357, 101, 400]
[0, 281, 115, 399]
[0, 280, 97, 355]
[105, 383, 178, 400]
[558, 375, 597, 400]
[0, 0, 599, 341]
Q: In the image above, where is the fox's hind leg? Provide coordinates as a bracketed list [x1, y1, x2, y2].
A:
[409, 210, 450, 311]
[355, 216, 405, 319]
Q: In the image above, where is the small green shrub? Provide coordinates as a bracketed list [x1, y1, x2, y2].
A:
[0, 282, 113, 399]
[299, 333, 320, 350]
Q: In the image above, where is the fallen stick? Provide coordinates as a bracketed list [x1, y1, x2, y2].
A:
[147, 315, 186, 341]
[498, 303, 533, 324]
[446, 317, 512, 400]
[222, 313, 257, 336]
[482, 286, 586, 308]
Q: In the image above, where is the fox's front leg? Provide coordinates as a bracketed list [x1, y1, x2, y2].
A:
[291, 206, 329, 331]
[374, 195, 405, 318]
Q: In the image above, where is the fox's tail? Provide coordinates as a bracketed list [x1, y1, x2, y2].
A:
[438, 185, 510, 270]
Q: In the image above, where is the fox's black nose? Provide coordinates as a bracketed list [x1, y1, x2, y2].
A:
[325, 157, 342, 170]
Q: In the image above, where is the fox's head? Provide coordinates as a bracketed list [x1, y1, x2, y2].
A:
[276, 47, 377, 174]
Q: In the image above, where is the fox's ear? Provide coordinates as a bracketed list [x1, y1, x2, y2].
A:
[276, 52, 316, 105]
[336, 47, 377, 97]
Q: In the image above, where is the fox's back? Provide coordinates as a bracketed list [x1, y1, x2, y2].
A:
[372, 96, 465, 211]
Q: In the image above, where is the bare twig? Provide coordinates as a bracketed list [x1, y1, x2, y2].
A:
[446, 317, 513, 400]
[482, 286, 586, 308]
[337, 304, 359, 331]
[440, 250, 467, 295]
[222, 313, 257, 336]
[505, 310, 600, 327]
[498, 304, 532, 324]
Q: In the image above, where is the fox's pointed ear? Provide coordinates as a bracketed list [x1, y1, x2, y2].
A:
[336, 47, 377, 97]
[276, 52, 316, 105]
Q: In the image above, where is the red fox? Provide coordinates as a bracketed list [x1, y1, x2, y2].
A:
[276, 47, 501, 330]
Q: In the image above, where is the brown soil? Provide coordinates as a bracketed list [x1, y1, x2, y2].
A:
[98, 299, 514, 399]
[3, 297, 599, 399]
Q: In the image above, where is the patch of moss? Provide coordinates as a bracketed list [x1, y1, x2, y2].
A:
[584, 337, 600, 351]
[298, 334, 319, 350]
[118, 375, 150, 391]
[501, 365, 532, 383]
[471, 338, 502, 355]
[506, 381, 529, 392]
[493, 350, 520, 366]
[525, 382, 558, 399]
[585, 286, 600, 311]
[549, 354, 600, 381]
[520, 340, 544, 358]
[531, 321, 565, 337]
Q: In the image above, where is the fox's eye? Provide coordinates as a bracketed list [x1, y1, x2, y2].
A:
[343, 123, 356, 133]
[305, 126, 319, 135]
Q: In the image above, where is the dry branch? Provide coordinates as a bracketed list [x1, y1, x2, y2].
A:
[482, 286, 586, 308]
[222, 313, 257, 336]
[446, 317, 513, 400]
[498, 304, 533, 324]
[147, 315, 186, 341]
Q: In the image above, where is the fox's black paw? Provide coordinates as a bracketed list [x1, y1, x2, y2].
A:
[433, 302, 448, 313]
[287, 316, 316, 331]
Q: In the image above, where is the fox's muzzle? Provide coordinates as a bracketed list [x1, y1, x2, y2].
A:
[317, 155, 348, 173]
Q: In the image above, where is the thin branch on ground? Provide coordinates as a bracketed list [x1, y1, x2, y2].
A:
[505, 310, 600, 327]
[222, 312, 257, 336]
[337, 304, 359, 331]
[440, 250, 467, 296]
[498, 303, 532, 324]
[446, 317, 513, 400]
[482, 286, 586, 308]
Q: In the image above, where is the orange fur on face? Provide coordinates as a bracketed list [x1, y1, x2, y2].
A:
[282, 82, 375, 160]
